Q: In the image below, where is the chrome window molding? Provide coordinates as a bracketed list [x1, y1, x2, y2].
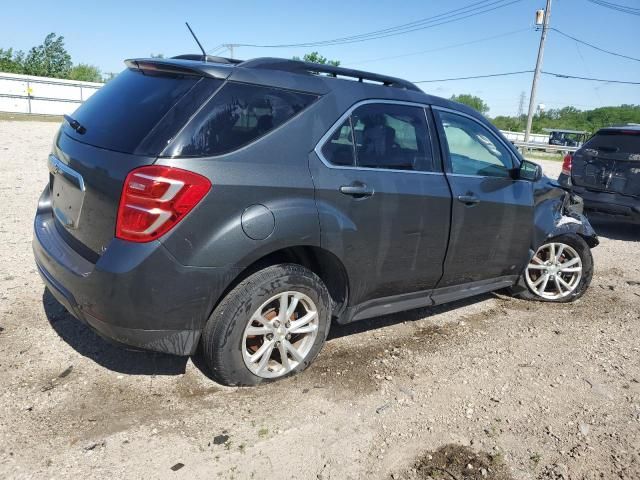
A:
[314, 99, 442, 176]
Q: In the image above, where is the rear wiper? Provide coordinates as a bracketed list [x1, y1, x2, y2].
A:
[63, 115, 86, 135]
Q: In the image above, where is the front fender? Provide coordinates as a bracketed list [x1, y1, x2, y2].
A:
[532, 177, 599, 251]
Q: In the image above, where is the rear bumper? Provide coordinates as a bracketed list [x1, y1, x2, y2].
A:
[33, 206, 238, 356]
[572, 185, 640, 224]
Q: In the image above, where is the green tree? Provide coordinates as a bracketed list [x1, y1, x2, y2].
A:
[292, 51, 340, 66]
[0, 48, 25, 73]
[450, 94, 489, 114]
[22, 33, 72, 78]
[490, 104, 640, 134]
[68, 63, 102, 82]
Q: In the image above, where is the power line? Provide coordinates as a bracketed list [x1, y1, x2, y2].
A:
[550, 27, 640, 63]
[413, 70, 534, 83]
[411, 70, 640, 85]
[586, 0, 640, 16]
[542, 71, 640, 85]
[345, 28, 531, 66]
[229, 0, 523, 48]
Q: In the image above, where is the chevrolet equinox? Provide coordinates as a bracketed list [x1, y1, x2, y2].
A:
[33, 55, 598, 385]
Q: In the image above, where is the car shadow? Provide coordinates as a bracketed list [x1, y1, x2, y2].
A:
[590, 218, 640, 242]
[44, 286, 494, 380]
[43, 289, 188, 376]
[328, 293, 493, 340]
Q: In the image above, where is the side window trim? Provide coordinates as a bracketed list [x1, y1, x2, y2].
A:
[315, 99, 443, 175]
[432, 106, 520, 176]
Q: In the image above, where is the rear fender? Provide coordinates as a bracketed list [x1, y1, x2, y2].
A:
[162, 196, 322, 268]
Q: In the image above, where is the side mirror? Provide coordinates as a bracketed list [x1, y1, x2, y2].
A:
[518, 159, 543, 182]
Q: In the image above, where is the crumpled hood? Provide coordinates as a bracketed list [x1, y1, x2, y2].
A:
[530, 175, 599, 250]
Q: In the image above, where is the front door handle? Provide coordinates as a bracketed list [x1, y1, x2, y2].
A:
[339, 183, 374, 198]
[457, 195, 480, 206]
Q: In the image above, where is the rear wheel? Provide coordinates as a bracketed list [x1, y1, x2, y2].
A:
[200, 264, 331, 386]
[513, 234, 593, 302]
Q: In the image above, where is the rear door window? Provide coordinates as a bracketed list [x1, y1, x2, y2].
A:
[352, 103, 433, 171]
[63, 68, 207, 154]
[167, 83, 318, 157]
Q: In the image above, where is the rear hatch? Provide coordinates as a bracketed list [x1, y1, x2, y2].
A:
[571, 128, 640, 198]
[49, 61, 225, 257]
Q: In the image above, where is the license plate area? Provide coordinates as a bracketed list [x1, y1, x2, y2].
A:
[49, 155, 85, 230]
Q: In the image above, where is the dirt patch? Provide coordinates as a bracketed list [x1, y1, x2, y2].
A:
[397, 444, 514, 480]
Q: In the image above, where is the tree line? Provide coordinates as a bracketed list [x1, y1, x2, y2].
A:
[1, 33, 103, 82]
[491, 104, 640, 134]
[443, 93, 640, 133]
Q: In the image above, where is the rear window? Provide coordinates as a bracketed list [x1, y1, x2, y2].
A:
[585, 130, 640, 154]
[63, 68, 204, 154]
[165, 82, 318, 157]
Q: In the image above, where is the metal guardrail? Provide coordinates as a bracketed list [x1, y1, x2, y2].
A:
[0, 93, 83, 104]
[511, 140, 579, 153]
[0, 74, 102, 88]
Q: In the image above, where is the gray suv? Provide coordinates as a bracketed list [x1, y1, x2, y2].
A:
[33, 55, 598, 386]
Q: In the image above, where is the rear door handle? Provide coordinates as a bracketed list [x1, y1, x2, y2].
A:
[339, 183, 373, 198]
[457, 195, 480, 206]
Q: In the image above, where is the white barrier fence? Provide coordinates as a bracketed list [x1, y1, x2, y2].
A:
[0, 72, 104, 116]
[500, 129, 549, 144]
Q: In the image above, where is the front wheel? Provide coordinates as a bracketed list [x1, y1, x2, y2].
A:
[513, 234, 593, 303]
[200, 264, 331, 386]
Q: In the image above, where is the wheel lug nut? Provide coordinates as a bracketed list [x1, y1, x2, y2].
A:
[266, 333, 273, 340]
[286, 333, 291, 340]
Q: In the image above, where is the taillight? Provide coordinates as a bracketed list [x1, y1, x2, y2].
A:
[116, 166, 211, 242]
[561, 153, 572, 176]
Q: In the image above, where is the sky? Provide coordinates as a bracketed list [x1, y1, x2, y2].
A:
[2, 0, 639, 116]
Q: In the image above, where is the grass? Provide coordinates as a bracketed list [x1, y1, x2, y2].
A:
[0, 112, 63, 123]
[523, 151, 565, 162]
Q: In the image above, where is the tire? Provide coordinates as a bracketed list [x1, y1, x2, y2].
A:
[511, 234, 593, 303]
[200, 264, 331, 386]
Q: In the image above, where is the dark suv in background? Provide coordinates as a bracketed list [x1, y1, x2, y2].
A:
[559, 126, 640, 224]
[33, 55, 598, 386]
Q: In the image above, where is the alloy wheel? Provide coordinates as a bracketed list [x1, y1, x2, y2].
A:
[242, 291, 319, 379]
[525, 242, 583, 300]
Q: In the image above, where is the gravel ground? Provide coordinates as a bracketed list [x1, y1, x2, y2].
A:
[1, 120, 639, 480]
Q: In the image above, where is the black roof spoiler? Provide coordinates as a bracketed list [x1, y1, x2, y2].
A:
[124, 56, 420, 92]
[239, 57, 420, 91]
[124, 58, 235, 79]
[172, 54, 243, 65]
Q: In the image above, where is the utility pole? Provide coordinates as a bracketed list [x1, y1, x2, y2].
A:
[517, 91, 525, 118]
[524, 0, 552, 142]
[222, 44, 239, 59]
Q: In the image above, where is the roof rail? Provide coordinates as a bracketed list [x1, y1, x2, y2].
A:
[172, 54, 243, 65]
[239, 57, 420, 91]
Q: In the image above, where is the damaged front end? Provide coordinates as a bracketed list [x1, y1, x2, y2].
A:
[531, 178, 599, 250]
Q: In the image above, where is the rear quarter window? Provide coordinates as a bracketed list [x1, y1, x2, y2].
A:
[166, 83, 318, 157]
